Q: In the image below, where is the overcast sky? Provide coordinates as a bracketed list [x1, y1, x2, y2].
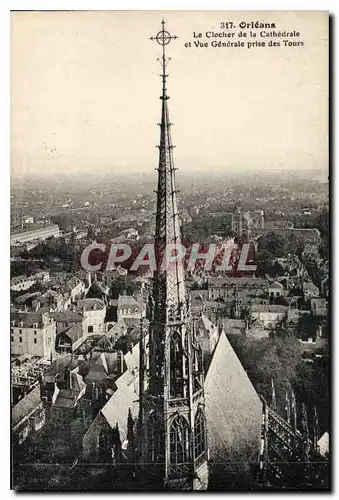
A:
[11, 10, 328, 178]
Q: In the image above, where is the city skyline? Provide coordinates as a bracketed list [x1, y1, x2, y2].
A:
[11, 11, 328, 178]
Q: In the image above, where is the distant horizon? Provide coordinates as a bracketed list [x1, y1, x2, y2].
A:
[10, 164, 328, 183]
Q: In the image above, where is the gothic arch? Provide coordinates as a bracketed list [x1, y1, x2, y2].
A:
[169, 414, 189, 465]
[170, 331, 184, 397]
[194, 407, 206, 460]
[147, 411, 163, 463]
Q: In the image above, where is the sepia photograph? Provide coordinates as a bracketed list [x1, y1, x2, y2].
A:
[10, 10, 329, 491]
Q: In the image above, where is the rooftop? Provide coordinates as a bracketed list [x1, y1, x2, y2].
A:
[118, 295, 142, 309]
[12, 385, 41, 428]
[208, 277, 267, 287]
[251, 304, 287, 313]
[77, 298, 106, 311]
[11, 311, 52, 328]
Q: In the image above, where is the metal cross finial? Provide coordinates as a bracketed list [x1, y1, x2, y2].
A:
[150, 20, 177, 97]
[150, 20, 178, 46]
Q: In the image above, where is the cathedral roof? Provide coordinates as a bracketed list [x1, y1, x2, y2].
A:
[204, 331, 262, 462]
[101, 385, 139, 443]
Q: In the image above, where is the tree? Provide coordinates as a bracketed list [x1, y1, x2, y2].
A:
[256, 232, 290, 276]
[229, 332, 301, 416]
[258, 232, 289, 258]
[110, 277, 139, 299]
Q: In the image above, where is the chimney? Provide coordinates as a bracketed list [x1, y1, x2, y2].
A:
[64, 368, 71, 390]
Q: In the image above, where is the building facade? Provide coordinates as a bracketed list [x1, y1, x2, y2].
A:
[11, 312, 56, 358]
[11, 224, 60, 245]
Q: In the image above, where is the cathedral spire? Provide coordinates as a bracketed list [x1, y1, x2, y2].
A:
[150, 20, 186, 331]
[138, 21, 209, 490]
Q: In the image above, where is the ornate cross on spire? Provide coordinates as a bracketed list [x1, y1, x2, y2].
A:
[150, 20, 178, 98]
[150, 19, 178, 47]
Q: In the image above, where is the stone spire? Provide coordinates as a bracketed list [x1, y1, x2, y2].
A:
[138, 20, 209, 490]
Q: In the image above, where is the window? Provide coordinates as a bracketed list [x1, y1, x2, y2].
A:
[34, 339, 37, 344]
[34, 330, 37, 335]
[11, 336, 13, 342]
[19, 337, 22, 343]
[147, 411, 163, 463]
[88, 325, 94, 333]
[170, 332, 184, 397]
[10, 328, 13, 334]
[194, 409, 206, 460]
[19, 329, 22, 334]
[170, 415, 189, 465]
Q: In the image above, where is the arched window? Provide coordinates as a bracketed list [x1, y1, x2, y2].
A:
[147, 411, 163, 463]
[98, 430, 112, 462]
[170, 415, 189, 465]
[194, 408, 206, 460]
[170, 332, 184, 397]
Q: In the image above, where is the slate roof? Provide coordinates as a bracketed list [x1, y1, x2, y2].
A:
[269, 281, 284, 289]
[118, 295, 141, 309]
[208, 277, 267, 288]
[50, 311, 83, 324]
[204, 331, 262, 462]
[77, 298, 105, 311]
[58, 323, 83, 343]
[107, 318, 128, 337]
[12, 385, 41, 428]
[303, 281, 319, 293]
[11, 312, 50, 328]
[251, 318, 265, 329]
[15, 292, 41, 305]
[251, 304, 287, 313]
[222, 318, 246, 332]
